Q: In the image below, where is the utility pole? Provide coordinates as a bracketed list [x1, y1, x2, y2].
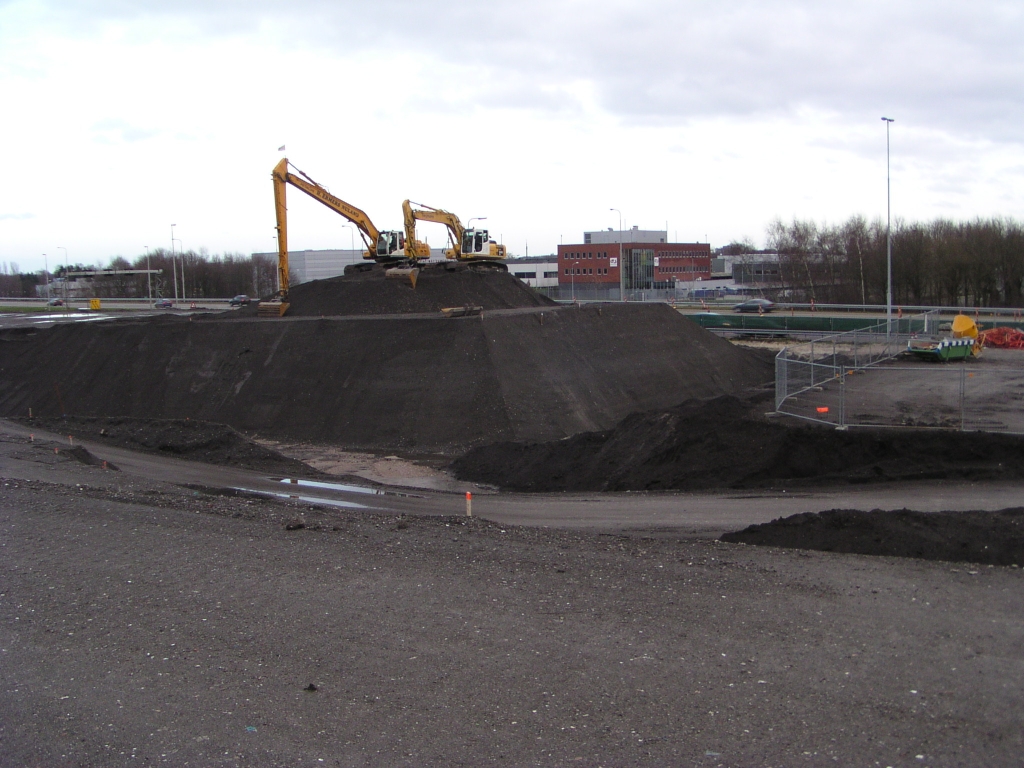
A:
[882, 117, 894, 340]
[170, 224, 178, 303]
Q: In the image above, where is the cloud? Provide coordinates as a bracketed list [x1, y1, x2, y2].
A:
[90, 119, 160, 144]
[18, 0, 1020, 145]
[0, 212, 35, 221]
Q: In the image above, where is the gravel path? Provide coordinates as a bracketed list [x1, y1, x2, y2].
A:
[2, 452, 1023, 765]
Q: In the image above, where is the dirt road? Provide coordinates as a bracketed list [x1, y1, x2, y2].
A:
[2, 420, 1024, 766]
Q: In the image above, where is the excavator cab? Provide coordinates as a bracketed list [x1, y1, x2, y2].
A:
[462, 228, 488, 256]
[376, 230, 405, 258]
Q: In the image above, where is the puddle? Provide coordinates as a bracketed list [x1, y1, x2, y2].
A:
[33, 314, 114, 324]
[233, 487, 370, 510]
[274, 477, 424, 498]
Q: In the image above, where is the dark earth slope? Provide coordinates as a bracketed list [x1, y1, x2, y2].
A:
[0, 304, 771, 453]
[241, 262, 556, 317]
[17, 415, 317, 475]
[452, 393, 1024, 490]
[722, 507, 1024, 566]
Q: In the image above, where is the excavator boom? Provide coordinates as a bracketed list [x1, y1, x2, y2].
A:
[405, 199, 507, 265]
[261, 158, 422, 316]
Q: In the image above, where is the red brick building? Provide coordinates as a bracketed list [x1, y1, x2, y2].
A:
[557, 230, 711, 298]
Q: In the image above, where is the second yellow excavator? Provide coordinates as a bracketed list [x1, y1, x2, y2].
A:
[403, 200, 507, 267]
[260, 159, 428, 316]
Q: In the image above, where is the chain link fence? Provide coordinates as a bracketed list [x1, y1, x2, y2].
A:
[771, 311, 1024, 433]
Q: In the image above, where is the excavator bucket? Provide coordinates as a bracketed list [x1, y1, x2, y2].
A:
[385, 266, 419, 288]
[257, 299, 290, 317]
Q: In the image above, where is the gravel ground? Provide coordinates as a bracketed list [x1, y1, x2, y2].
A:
[2, 441, 1024, 766]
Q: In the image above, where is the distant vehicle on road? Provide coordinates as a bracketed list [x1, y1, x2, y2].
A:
[155, 298, 173, 309]
[229, 295, 251, 307]
[46, 298, 64, 307]
[733, 298, 775, 313]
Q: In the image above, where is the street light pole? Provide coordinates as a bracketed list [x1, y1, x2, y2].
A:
[43, 254, 49, 298]
[177, 240, 186, 302]
[340, 224, 356, 266]
[610, 208, 622, 301]
[571, 260, 579, 302]
[57, 246, 68, 308]
[144, 246, 152, 304]
[882, 117, 894, 339]
[170, 224, 178, 303]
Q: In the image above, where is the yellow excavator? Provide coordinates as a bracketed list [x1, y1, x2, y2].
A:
[259, 159, 427, 316]
[402, 200, 507, 267]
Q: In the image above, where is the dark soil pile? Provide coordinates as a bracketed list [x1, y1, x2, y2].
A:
[721, 507, 1024, 566]
[0, 304, 771, 453]
[452, 393, 1024, 491]
[59, 444, 118, 470]
[243, 263, 556, 317]
[18, 416, 317, 475]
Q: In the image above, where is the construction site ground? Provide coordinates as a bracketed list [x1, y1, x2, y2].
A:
[3, 418, 1024, 767]
[3, 269, 1024, 765]
[777, 348, 1024, 432]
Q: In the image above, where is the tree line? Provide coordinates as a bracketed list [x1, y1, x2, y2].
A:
[758, 216, 1024, 308]
[0, 250, 280, 299]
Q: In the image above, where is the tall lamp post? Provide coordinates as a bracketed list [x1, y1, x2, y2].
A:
[42, 254, 49, 299]
[143, 246, 152, 304]
[610, 208, 622, 301]
[571, 260, 579, 302]
[882, 117, 894, 339]
[170, 224, 179, 303]
[176, 240, 186, 302]
[340, 224, 356, 265]
[57, 246, 68, 309]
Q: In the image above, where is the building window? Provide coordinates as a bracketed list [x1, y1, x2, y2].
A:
[543, 271, 557, 278]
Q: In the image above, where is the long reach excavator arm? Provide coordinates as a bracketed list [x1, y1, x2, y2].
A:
[261, 158, 421, 316]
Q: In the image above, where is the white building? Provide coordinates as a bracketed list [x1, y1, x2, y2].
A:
[505, 256, 559, 289]
[254, 248, 448, 285]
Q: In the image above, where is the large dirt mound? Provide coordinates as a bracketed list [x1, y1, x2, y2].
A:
[721, 508, 1024, 566]
[17, 416, 318, 475]
[0, 304, 772, 453]
[244, 263, 556, 317]
[452, 393, 1024, 490]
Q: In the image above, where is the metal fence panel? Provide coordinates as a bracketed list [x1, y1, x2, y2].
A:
[770, 310, 1024, 433]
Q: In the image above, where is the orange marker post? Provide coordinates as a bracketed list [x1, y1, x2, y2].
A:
[466, 492, 472, 517]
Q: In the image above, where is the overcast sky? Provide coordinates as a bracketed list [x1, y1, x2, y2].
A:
[2, 0, 1022, 271]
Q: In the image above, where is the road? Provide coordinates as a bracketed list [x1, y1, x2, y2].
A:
[3, 419, 1022, 538]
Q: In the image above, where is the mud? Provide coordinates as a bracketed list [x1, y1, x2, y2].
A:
[0, 303, 771, 453]
[722, 507, 1024, 566]
[452, 392, 1024, 491]
[17, 415, 317, 475]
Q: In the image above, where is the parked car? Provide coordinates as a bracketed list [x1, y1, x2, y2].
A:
[229, 294, 251, 307]
[155, 298, 174, 309]
[46, 298, 64, 307]
[733, 298, 775, 313]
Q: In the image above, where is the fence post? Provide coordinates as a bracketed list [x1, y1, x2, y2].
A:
[840, 365, 846, 427]
[959, 363, 966, 431]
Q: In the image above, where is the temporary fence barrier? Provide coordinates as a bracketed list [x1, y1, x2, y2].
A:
[765, 309, 1024, 434]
